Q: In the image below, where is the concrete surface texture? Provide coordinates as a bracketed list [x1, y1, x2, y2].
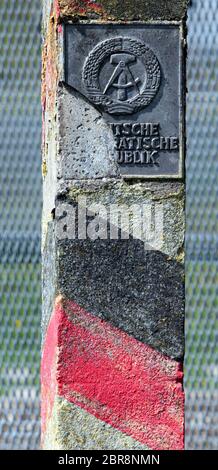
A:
[41, 0, 188, 450]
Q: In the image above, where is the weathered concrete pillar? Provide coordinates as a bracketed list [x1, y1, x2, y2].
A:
[41, 0, 188, 450]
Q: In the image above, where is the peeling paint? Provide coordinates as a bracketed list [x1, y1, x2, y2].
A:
[56, 0, 189, 21]
[41, 11, 58, 115]
[42, 298, 184, 450]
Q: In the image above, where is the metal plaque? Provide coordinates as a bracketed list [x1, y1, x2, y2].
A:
[64, 24, 184, 179]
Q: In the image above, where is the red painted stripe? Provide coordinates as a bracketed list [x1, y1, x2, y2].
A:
[42, 298, 184, 450]
[41, 298, 61, 439]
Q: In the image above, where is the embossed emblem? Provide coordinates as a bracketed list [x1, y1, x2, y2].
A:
[82, 37, 161, 115]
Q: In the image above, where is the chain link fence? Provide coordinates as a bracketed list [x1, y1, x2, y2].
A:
[185, 0, 218, 450]
[0, 0, 41, 450]
[0, 0, 217, 450]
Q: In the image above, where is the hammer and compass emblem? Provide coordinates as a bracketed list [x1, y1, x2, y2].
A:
[83, 37, 161, 115]
[103, 54, 141, 102]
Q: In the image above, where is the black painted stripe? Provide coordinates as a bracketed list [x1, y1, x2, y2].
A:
[57, 238, 184, 360]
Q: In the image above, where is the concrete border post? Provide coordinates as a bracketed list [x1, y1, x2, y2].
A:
[41, 0, 189, 450]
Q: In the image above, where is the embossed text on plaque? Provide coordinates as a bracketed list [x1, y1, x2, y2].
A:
[64, 24, 184, 179]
